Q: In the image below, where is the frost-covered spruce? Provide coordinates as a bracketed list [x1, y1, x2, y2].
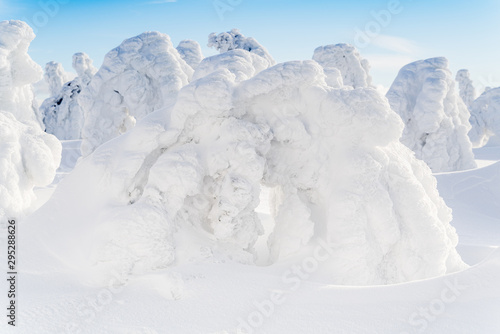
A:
[312, 43, 371, 88]
[0, 20, 61, 220]
[469, 87, 500, 147]
[456, 69, 476, 109]
[176, 40, 203, 70]
[80, 31, 193, 156]
[41, 53, 97, 140]
[208, 28, 275, 66]
[44, 61, 68, 97]
[38, 58, 465, 285]
[386, 57, 476, 172]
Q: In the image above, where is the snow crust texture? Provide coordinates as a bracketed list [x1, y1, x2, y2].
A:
[40, 48, 465, 285]
[80, 31, 193, 156]
[469, 87, 500, 147]
[386, 57, 476, 172]
[312, 43, 371, 88]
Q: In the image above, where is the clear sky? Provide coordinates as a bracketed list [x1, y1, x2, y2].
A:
[1, 0, 500, 91]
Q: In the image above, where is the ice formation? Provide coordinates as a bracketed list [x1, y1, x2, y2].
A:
[312, 43, 371, 88]
[176, 40, 203, 70]
[40, 55, 464, 285]
[0, 20, 61, 220]
[456, 69, 476, 109]
[208, 29, 275, 66]
[386, 57, 476, 172]
[80, 31, 193, 156]
[469, 87, 500, 147]
[41, 53, 97, 140]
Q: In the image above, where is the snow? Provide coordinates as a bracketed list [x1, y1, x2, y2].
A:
[80, 31, 193, 156]
[386, 57, 477, 172]
[468, 87, 500, 147]
[455, 69, 476, 109]
[44, 61, 70, 97]
[312, 43, 372, 88]
[176, 40, 204, 70]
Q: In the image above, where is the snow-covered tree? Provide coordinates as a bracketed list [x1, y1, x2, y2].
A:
[176, 40, 203, 70]
[72, 52, 97, 83]
[386, 57, 476, 172]
[80, 31, 193, 156]
[312, 43, 371, 88]
[0, 20, 61, 220]
[44, 61, 69, 97]
[469, 87, 500, 147]
[456, 69, 476, 109]
[208, 28, 275, 66]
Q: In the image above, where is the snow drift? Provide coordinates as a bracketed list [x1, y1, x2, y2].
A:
[36, 54, 465, 285]
[80, 31, 193, 156]
[386, 57, 476, 172]
[469, 87, 500, 147]
[41, 53, 97, 140]
[312, 43, 371, 88]
[456, 69, 476, 109]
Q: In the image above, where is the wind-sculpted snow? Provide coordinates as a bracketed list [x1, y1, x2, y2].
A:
[386, 57, 476, 172]
[176, 40, 203, 70]
[456, 69, 476, 109]
[80, 31, 193, 156]
[469, 87, 500, 147]
[41, 53, 97, 140]
[38, 56, 465, 285]
[208, 28, 275, 66]
[313, 43, 371, 88]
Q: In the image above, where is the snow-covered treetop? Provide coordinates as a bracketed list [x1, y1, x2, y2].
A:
[0, 20, 43, 127]
[208, 28, 275, 65]
[456, 69, 476, 109]
[386, 57, 476, 172]
[44, 61, 68, 97]
[469, 86, 500, 147]
[176, 40, 203, 70]
[312, 43, 372, 88]
[72, 52, 97, 84]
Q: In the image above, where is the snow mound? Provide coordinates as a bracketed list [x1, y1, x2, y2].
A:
[80, 31, 193, 156]
[36, 58, 465, 285]
[456, 69, 476, 109]
[312, 43, 371, 88]
[208, 28, 275, 66]
[469, 87, 500, 147]
[176, 40, 203, 70]
[386, 57, 476, 172]
[0, 20, 44, 128]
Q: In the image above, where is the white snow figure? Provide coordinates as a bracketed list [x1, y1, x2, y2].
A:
[44, 61, 68, 97]
[41, 53, 97, 140]
[469, 87, 500, 147]
[0, 20, 44, 128]
[176, 40, 203, 70]
[456, 69, 476, 109]
[208, 28, 275, 66]
[312, 43, 371, 88]
[0, 20, 61, 220]
[80, 31, 193, 156]
[37, 58, 464, 285]
[386, 57, 476, 172]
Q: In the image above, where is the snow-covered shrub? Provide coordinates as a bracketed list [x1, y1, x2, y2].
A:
[312, 43, 371, 88]
[208, 28, 275, 66]
[176, 40, 203, 70]
[456, 69, 476, 109]
[80, 31, 193, 156]
[38, 58, 464, 285]
[469, 87, 500, 147]
[41, 53, 97, 140]
[386, 57, 476, 172]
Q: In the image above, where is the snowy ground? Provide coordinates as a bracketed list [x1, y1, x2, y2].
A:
[1, 141, 499, 334]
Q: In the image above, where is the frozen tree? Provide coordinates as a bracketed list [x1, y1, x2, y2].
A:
[0, 20, 61, 220]
[468, 87, 500, 147]
[176, 40, 203, 70]
[38, 56, 464, 285]
[44, 61, 69, 97]
[80, 31, 193, 156]
[312, 43, 372, 88]
[386, 57, 476, 172]
[208, 28, 275, 66]
[456, 69, 476, 109]
[72, 52, 97, 84]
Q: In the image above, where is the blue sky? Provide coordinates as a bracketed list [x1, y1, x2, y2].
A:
[1, 0, 500, 90]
